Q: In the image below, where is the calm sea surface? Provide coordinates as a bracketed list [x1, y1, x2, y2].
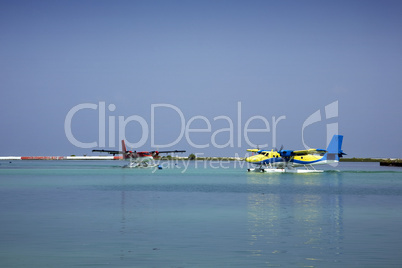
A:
[0, 160, 401, 267]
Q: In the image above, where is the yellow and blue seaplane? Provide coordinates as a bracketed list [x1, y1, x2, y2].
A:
[245, 135, 345, 173]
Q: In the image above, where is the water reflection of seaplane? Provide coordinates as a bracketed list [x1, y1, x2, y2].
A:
[93, 140, 186, 168]
[246, 135, 345, 173]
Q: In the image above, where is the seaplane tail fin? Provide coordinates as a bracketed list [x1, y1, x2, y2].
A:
[121, 140, 128, 159]
[121, 140, 127, 152]
[325, 135, 344, 161]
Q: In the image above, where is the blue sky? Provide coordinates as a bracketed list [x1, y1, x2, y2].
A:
[1, 0, 401, 158]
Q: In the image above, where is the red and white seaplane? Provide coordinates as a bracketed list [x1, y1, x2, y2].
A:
[92, 140, 186, 168]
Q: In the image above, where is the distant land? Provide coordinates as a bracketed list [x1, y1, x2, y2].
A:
[0, 156, 401, 167]
[340, 158, 402, 166]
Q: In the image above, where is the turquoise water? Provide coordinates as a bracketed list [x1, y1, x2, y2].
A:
[0, 160, 401, 267]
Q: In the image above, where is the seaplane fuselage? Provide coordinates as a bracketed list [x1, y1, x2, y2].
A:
[245, 151, 337, 167]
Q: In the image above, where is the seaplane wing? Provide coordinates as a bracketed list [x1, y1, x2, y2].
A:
[291, 149, 327, 156]
[92, 149, 124, 155]
[246, 149, 260, 153]
[151, 150, 186, 154]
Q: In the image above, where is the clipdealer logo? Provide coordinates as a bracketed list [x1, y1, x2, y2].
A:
[302, 101, 339, 149]
[64, 102, 287, 150]
[64, 101, 338, 151]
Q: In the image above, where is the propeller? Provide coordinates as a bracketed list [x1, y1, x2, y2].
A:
[276, 145, 294, 168]
[278, 145, 283, 152]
